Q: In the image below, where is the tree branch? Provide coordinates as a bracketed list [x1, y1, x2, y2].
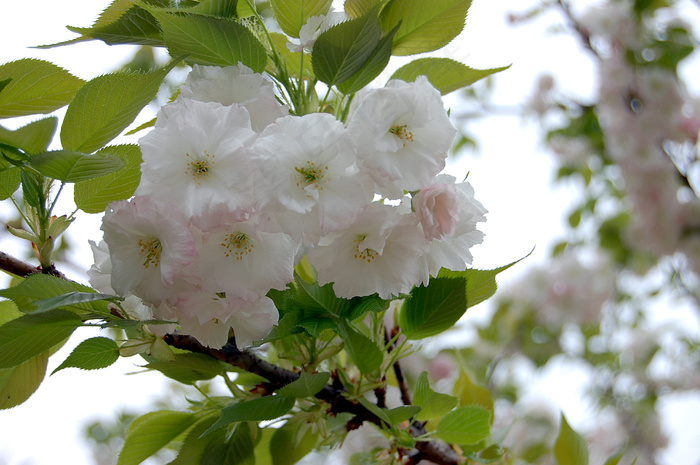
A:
[0, 250, 66, 279]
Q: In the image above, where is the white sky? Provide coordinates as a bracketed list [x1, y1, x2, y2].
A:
[0, 1, 698, 464]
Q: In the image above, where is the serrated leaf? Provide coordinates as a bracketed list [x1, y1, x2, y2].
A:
[438, 252, 530, 309]
[204, 396, 295, 435]
[30, 150, 125, 183]
[0, 59, 84, 118]
[0, 349, 48, 410]
[312, 10, 382, 86]
[0, 78, 10, 94]
[117, 410, 198, 465]
[295, 273, 349, 317]
[0, 273, 110, 315]
[177, 0, 240, 18]
[390, 58, 510, 95]
[33, 291, 120, 314]
[20, 169, 43, 208]
[74, 144, 142, 213]
[336, 24, 397, 94]
[0, 117, 57, 154]
[380, 0, 471, 56]
[61, 62, 177, 154]
[413, 371, 459, 421]
[0, 309, 82, 369]
[149, 10, 267, 72]
[342, 294, 389, 321]
[52, 336, 119, 374]
[271, 0, 333, 38]
[202, 422, 255, 465]
[554, 414, 589, 465]
[337, 320, 382, 374]
[435, 405, 491, 445]
[357, 397, 390, 424]
[344, 0, 382, 18]
[399, 277, 467, 340]
[271, 421, 318, 465]
[294, 316, 337, 337]
[453, 369, 494, 415]
[144, 353, 223, 384]
[0, 301, 22, 326]
[278, 371, 330, 397]
[0, 164, 20, 200]
[385, 405, 421, 425]
[67, 3, 164, 46]
[168, 415, 220, 465]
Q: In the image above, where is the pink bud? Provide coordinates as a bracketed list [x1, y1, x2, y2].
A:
[413, 183, 460, 241]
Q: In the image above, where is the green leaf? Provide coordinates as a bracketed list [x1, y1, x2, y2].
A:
[0, 163, 20, 200]
[178, 0, 240, 18]
[0, 300, 22, 326]
[278, 371, 330, 397]
[437, 253, 529, 309]
[344, 0, 382, 18]
[30, 150, 125, 183]
[149, 10, 267, 72]
[294, 316, 337, 337]
[0, 78, 10, 94]
[0, 349, 49, 410]
[357, 397, 390, 424]
[0, 273, 110, 315]
[52, 336, 119, 374]
[0, 59, 85, 118]
[204, 396, 295, 435]
[169, 415, 220, 465]
[390, 58, 510, 95]
[294, 273, 349, 317]
[271, 0, 333, 38]
[413, 371, 459, 421]
[464, 444, 508, 464]
[271, 421, 318, 465]
[268, 33, 314, 79]
[0, 117, 57, 154]
[380, 0, 471, 56]
[385, 405, 421, 425]
[144, 353, 223, 384]
[0, 309, 82, 369]
[117, 410, 198, 465]
[67, 3, 165, 46]
[342, 294, 389, 321]
[399, 277, 467, 339]
[202, 423, 256, 465]
[61, 62, 178, 154]
[603, 451, 625, 465]
[20, 170, 43, 209]
[435, 405, 491, 445]
[33, 291, 120, 314]
[554, 414, 589, 465]
[312, 10, 382, 86]
[337, 320, 382, 374]
[453, 369, 494, 414]
[74, 144, 142, 213]
[336, 24, 398, 95]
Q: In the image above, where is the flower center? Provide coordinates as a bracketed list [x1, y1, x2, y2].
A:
[353, 235, 378, 263]
[138, 238, 162, 269]
[389, 124, 414, 146]
[185, 150, 215, 185]
[295, 161, 327, 190]
[221, 232, 254, 260]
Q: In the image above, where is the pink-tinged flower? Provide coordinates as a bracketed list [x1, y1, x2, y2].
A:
[175, 292, 279, 348]
[307, 203, 428, 299]
[347, 76, 457, 198]
[252, 113, 373, 235]
[101, 196, 197, 304]
[87, 240, 114, 294]
[137, 98, 258, 218]
[179, 63, 288, 131]
[415, 176, 487, 279]
[192, 208, 297, 299]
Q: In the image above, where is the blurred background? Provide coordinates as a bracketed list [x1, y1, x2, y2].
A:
[1, 0, 699, 464]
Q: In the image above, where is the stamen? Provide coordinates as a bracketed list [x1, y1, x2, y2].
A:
[295, 161, 328, 193]
[138, 238, 162, 269]
[389, 124, 414, 146]
[185, 150, 215, 185]
[353, 235, 378, 263]
[221, 232, 254, 260]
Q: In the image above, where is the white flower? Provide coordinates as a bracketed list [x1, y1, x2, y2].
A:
[252, 113, 373, 235]
[415, 176, 487, 279]
[137, 98, 258, 218]
[175, 292, 278, 348]
[101, 196, 197, 304]
[87, 240, 114, 294]
[180, 63, 288, 131]
[307, 203, 428, 299]
[348, 76, 457, 198]
[287, 11, 349, 53]
[193, 209, 297, 299]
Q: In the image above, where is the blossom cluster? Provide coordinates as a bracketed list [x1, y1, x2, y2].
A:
[89, 64, 487, 348]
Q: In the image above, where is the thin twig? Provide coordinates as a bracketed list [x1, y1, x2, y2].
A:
[0, 250, 66, 279]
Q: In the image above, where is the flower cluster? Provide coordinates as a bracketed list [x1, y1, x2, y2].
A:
[90, 64, 486, 348]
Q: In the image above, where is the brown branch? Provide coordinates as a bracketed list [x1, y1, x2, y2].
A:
[164, 333, 462, 465]
[0, 250, 66, 279]
[385, 325, 412, 406]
